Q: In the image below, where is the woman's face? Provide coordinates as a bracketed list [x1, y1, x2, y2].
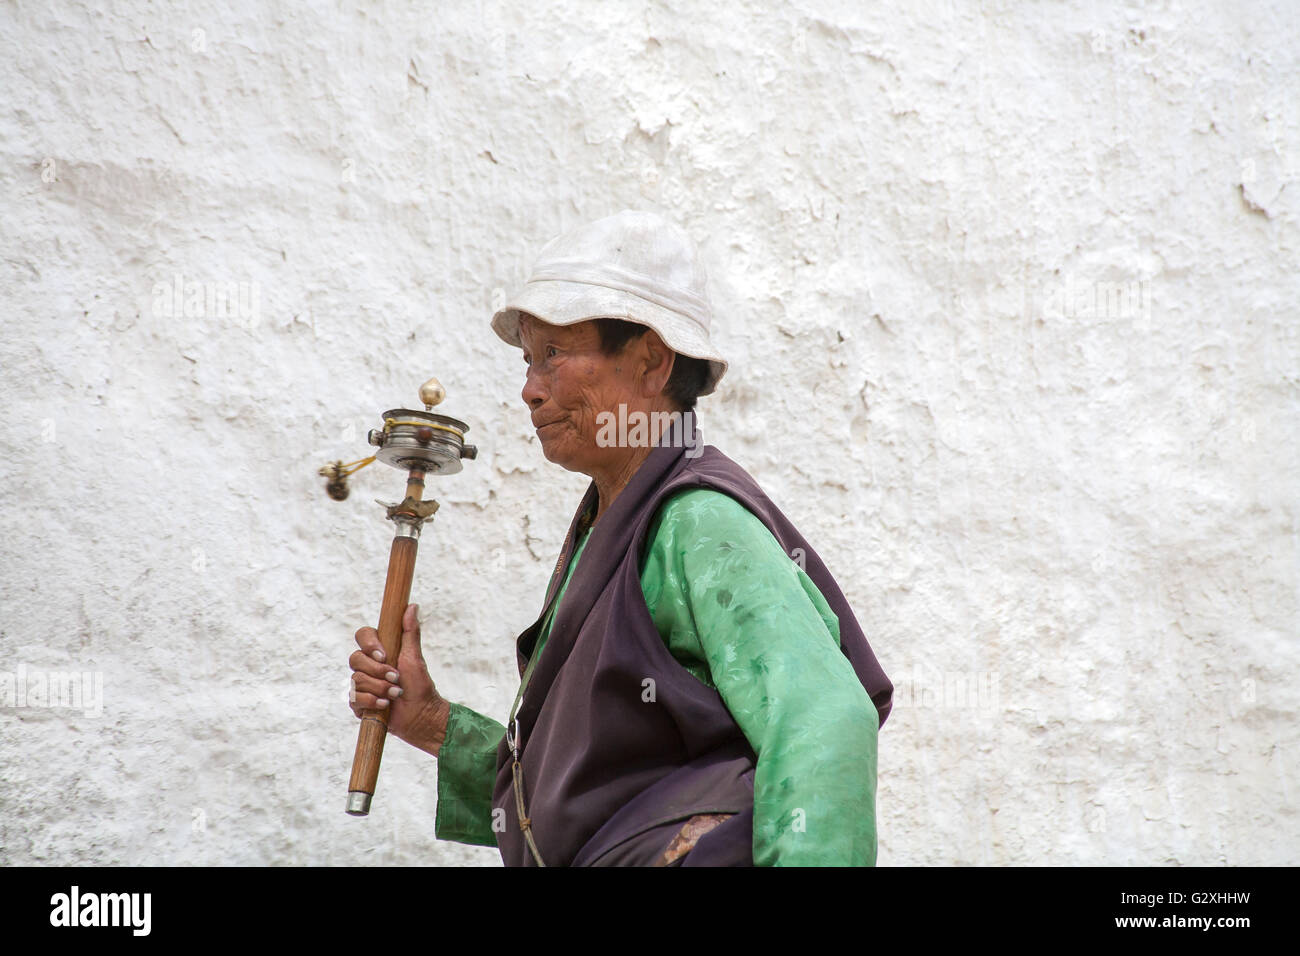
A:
[517, 313, 669, 477]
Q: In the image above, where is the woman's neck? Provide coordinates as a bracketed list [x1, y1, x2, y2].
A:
[592, 445, 653, 524]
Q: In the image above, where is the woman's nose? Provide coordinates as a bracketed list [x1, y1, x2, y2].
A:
[521, 364, 546, 408]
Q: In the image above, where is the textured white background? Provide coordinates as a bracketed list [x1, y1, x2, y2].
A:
[1, 0, 1297, 866]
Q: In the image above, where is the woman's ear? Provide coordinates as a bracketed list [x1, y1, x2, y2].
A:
[638, 330, 676, 398]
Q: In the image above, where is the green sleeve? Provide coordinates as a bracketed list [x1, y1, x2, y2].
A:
[434, 701, 506, 847]
[642, 488, 880, 867]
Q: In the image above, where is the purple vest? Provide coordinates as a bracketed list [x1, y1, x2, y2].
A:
[492, 411, 893, 866]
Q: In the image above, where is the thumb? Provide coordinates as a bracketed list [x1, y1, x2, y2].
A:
[400, 603, 422, 658]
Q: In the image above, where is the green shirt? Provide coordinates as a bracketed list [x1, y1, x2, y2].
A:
[434, 488, 880, 865]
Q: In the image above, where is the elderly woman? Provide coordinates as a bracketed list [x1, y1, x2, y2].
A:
[348, 211, 893, 866]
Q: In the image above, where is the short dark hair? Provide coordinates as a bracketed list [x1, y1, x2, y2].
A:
[592, 318, 711, 411]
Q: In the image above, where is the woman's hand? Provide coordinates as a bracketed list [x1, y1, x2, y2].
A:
[349, 603, 452, 757]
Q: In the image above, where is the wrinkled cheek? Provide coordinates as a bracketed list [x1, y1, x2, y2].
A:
[573, 420, 599, 450]
[544, 429, 575, 462]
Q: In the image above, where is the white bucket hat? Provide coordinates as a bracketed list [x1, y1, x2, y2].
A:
[491, 210, 728, 396]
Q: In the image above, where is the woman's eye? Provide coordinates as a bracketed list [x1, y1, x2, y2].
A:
[523, 346, 558, 367]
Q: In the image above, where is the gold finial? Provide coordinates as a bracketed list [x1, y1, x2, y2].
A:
[419, 377, 446, 410]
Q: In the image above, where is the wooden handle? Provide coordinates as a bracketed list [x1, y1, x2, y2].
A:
[346, 526, 420, 815]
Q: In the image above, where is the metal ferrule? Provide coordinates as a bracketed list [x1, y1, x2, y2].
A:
[346, 791, 372, 816]
[392, 516, 422, 539]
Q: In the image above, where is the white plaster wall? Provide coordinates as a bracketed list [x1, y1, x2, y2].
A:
[1, 0, 1296, 866]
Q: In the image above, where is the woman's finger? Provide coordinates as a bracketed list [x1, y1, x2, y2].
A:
[353, 625, 387, 662]
[349, 648, 399, 683]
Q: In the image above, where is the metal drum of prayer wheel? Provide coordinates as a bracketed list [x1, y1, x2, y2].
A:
[319, 377, 478, 816]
